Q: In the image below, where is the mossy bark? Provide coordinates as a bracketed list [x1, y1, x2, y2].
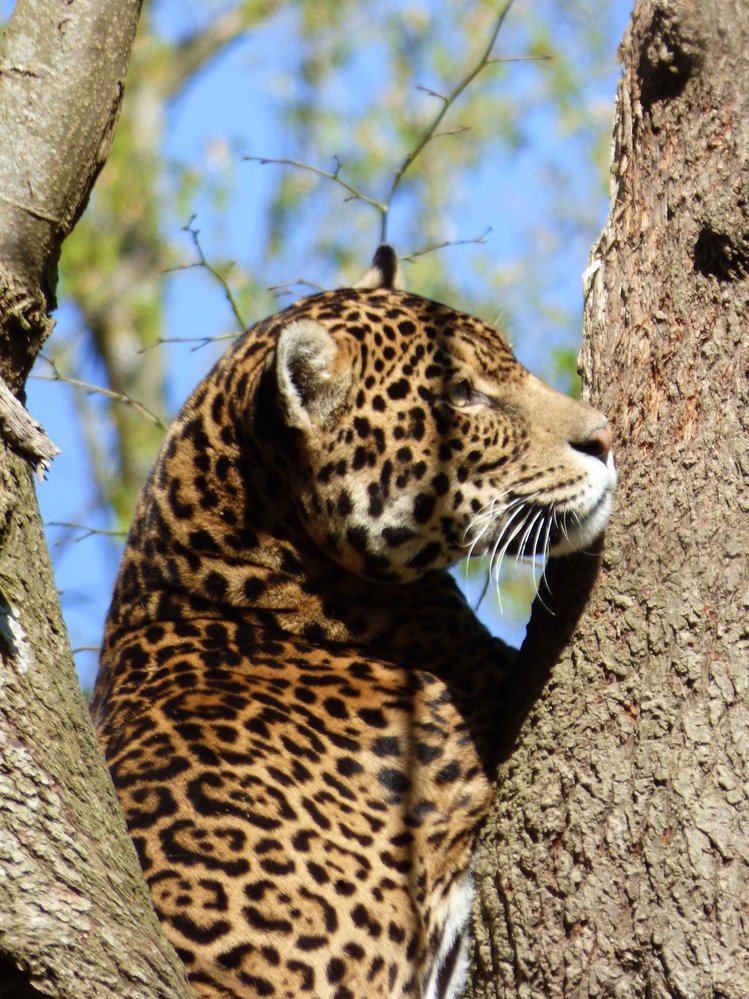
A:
[468, 1, 749, 996]
[0, 1, 192, 995]
[0, 457, 194, 998]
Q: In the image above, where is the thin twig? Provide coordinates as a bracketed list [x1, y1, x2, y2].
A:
[141, 331, 240, 354]
[380, 0, 517, 241]
[267, 277, 325, 299]
[487, 54, 553, 64]
[47, 521, 126, 544]
[430, 126, 471, 140]
[415, 85, 449, 103]
[244, 3, 519, 253]
[245, 155, 386, 215]
[166, 217, 247, 330]
[33, 359, 167, 430]
[401, 227, 492, 262]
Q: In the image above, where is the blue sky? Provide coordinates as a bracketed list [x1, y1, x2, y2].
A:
[19, 0, 633, 690]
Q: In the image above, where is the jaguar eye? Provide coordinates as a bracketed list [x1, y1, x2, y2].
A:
[447, 378, 491, 409]
[448, 379, 478, 408]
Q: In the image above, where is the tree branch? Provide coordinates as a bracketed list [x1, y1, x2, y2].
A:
[380, 0, 517, 240]
[162, 0, 277, 102]
[0, 0, 142, 314]
[245, 155, 387, 216]
[0, 1, 194, 994]
[246, 2, 520, 248]
[0, 377, 59, 475]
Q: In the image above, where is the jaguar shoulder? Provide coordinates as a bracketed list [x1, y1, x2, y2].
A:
[93, 246, 615, 999]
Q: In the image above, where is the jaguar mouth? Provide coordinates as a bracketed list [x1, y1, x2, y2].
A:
[464, 479, 615, 567]
[547, 489, 615, 556]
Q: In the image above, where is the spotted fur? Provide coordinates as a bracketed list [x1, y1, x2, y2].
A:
[93, 248, 615, 999]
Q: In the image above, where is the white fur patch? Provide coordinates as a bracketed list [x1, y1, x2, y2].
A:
[550, 450, 617, 554]
[421, 870, 474, 999]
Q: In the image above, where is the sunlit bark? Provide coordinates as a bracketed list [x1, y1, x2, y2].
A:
[469, 1, 749, 995]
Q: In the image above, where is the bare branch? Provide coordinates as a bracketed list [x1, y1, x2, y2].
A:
[430, 126, 471, 140]
[415, 84, 449, 104]
[166, 217, 248, 331]
[32, 358, 167, 430]
[142, 331, 240, 354]
[47, 521, 126, 544]
[380, 0, 517, 241]
[267, 277, 325, 299]
[487, 54, 553, 64]
[162, 2, 277, 102]
[244, 4, 518, 249]
[246, 155, 387, 215]
[401, 227, 492, 261]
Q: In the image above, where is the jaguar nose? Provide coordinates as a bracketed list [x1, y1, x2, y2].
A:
[571, 424, 612, 465]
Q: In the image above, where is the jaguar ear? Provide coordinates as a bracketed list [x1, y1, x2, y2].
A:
[276, 319, 353, 430]
[353, 244, 405, 290]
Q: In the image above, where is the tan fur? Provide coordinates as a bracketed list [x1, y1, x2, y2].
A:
[93, 282, 615, 999]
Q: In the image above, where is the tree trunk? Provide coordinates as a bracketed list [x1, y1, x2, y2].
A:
[0, 1, 192, 995]
[468, 1, 749, 996]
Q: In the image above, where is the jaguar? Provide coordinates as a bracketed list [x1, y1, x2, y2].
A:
[93, 246, 616, 999]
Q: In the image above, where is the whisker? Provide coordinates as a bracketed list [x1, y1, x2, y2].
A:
[464, 490, 559, 619]
[463, 491, 516, 607]
[537, 510, 556, 609]
[514, 507, 544, 568]
[484, 515, 519, 613]
[487, 504, 533, 612]
[460, 491, 514, 548]
[528, 511, 547, 594]
[485, 491, 545, 609]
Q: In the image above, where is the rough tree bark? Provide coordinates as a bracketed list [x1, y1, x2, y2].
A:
[0, 2, 192, 996]
[468, 1, 748, 997]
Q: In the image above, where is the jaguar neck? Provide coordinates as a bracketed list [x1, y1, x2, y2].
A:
[108, 497, 490, 670]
